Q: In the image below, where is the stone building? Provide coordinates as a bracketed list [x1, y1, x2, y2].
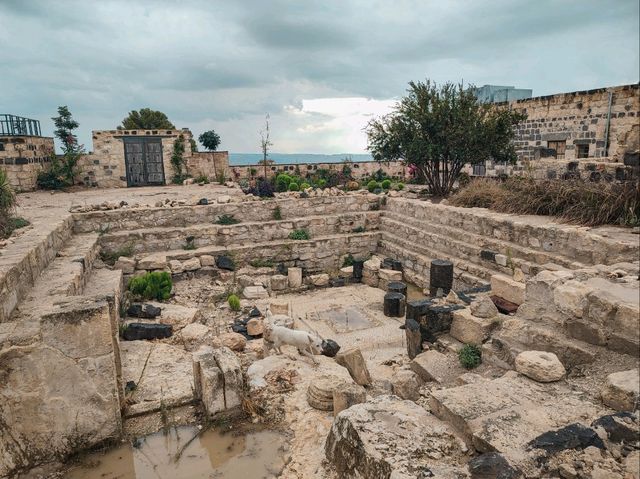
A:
[76, 129, 229, 188]
[0, 114, 54, 192]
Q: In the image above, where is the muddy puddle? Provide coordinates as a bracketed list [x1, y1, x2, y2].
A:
[65, 426, 287, 479]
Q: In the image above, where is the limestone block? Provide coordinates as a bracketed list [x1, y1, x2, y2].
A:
[378, 268, 402, 282]
[411, 350, 462, 384]
[495, 254, 508, 267]
[114, 256, 135, 274]
[456, 373, 487, 386]
[169, 260, 184, 274]
[193, 346, 243, 416]
[216, 195, 231, 204]
[391, 369, 422, 401]
[269, 299, 290, 316]
[470, 294, 499, 319]
[307, 273, 330, 287]
[339, 266, 353, 278]
[553, 280, 593, 318]
[178, 323, 209, 346]
[335, 348, 372, 386]
[325, 395, 467, 478]
[211, 346, 243, 410]
[288, 267, 303, 288]
[332, 383, 367, 415]
[585, 289, 618, 326]
[307, 375, 351, 411]
[200, 254, 215, 267]
[269, 274, 288, 291]
[515, 350, 566, 382]
[601, 369, 639, 411]
[138, 253, 167, 270]
[450, 308, 500, 346]
[247, 318, 264, 336]
[243, 285, 269, 299]
[219, 332, 246, 351]
[491, 274, 525, 306]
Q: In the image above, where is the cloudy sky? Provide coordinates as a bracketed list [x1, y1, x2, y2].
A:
[1, 0, 638, 154]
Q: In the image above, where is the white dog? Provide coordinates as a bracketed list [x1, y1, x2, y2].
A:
[263, 306, 322, 364]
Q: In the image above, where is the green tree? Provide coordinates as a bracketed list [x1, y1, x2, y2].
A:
[366, 80, 526, 196]
[199, 130, 221, 151]
[40, 106, 84, 187]
[52, 105, 79, 150]
[259, 114, 273, 179]
[120, 108, 175, 129]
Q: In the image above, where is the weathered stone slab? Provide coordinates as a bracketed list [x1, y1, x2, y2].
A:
[137, 253, 167, 270]
[391, 369, 422, 401]
[450, 308, 501, 345]
[270, 274, 288, 291]
[429, 372, 604, 462]
[336, 348, 372, 386]
[287, 267, 303, 288]
[325, 395, 468, 478]
[243, 285, 268, 299]
[515, 350, 566, 383]
[491, 274, 526, 306]
[333, 383, 367, 415]
[114, 256, 135, 274]
[411, 349, 463, 384]
[601, 369, 639, 412]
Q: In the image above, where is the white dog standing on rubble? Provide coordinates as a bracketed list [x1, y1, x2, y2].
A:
[263, 306, 323, 364]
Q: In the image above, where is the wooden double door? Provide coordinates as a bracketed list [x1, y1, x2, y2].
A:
[123, 138, 165, 186]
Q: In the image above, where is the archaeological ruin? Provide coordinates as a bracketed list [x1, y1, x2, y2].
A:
[1, 170, 638, 478]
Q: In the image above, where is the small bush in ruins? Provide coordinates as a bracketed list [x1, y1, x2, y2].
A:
[183, 236, 196, 250]
[449, 177, 640, 227]
[352, 226, 366, 233]
[249, 258, 275, 268]
[288, 229, 310, 240]
[194, 174, 210, 184]
[459, 344, 482, 369]
[342, 253, 355, 266]
[100, 243, 135, 265]
[128, 271, 172, 301]
[272, 205, 282, 220]
[228, 294, 241, 311]
[215, 214, 240, 225]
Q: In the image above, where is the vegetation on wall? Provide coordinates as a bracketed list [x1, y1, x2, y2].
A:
[367, 79, 526, 196]
[170, 134, 187, 184]
[120, 108, 175, 129]
[37, 106, 85, 190]
[449, 177, 640, 227]
[199, 130, 221, 151]
[0, 169, 29, 239]
[128, 271, 172, 301]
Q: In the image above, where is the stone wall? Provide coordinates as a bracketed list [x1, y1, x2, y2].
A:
[187, 151, 229, 181]
[76, 128, 194, 188]
[508, 83, 639, 163]
[0, 135, 54, 192]
[228, 160, 408, 181]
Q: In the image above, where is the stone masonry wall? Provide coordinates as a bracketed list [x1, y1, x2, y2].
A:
[508, 83, 639, 163]
[0, 136, 54, 192]
[187, 151, 230, 181]
[228, 160, 408, 181]
[76, 129, 194, 188]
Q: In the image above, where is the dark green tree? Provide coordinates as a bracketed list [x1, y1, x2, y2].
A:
[39, 106, 84, 188]
[52, 105, 79, 150]
[199, 130, 221, 151]
[366, 80, 526, 196]
[120, 108, 175, 129]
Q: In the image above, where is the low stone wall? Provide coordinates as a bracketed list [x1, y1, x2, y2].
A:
[187, 151, 229, 180]
[101, 211, 380, 254]
[228, 160, 408, 181]
[73, 193, 379, 233]
[0, 135, 54, 192]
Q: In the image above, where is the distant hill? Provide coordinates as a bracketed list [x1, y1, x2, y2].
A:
[229, 153, 374, 166]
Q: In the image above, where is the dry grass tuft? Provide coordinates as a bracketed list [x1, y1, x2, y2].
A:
[449, 177, 640, 227]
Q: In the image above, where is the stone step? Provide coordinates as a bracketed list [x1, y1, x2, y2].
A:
[429, 372, 605, 464]
[10, 233, 101, 321]
[378, 231, 491, 288]
[385, 197, 639, 266]
[100, 211, 380, 254]
[0, 215, 74, 323]
[134, 231, 380, 275]
[381, 213, 586, 274]
[73, 193, 379, 233]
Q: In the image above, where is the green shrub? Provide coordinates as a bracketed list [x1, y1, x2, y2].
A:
[458, 344, 482, 369]
[300, 182, 311, 190]
[316, 179, 327, 188]
[367, 180, 379, 192]
[216, 172, 226, 185]
[273, 205, 282, 220]
[228, 294, 241, 311]
[215, 214, 240, 225]
[100, 243, 135, 266]
[276, 174, 292, 192]
[183, 236, 196, 250]
[395, 182, 405, 190]
[288, 182, 300, 191]
[128, 272, 172, 301]
[288, 229, 310, 240]
[194, 174, 210, 184]
[342, 254, 355, 267]
[249, 258, 275, 268]
[381, 179, 392, 190]
[0, 169, 16, 213]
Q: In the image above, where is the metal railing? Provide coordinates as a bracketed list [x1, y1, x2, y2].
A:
[0, 114, 42, 136]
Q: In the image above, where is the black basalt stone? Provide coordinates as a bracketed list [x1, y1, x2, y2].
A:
[405, 317, 422, 359]
[352, 260, 364, 281]
[529, 423, 605, 453]
[122, 323, 172, 341]
[197, 198, 208, 205]
[248, 307, 262, 318]
[216, 255, 236, 271]
[321, 339, 341, 357]
[388, 281, 407, 296]
[383, 292, 406, 317]
[127, 303, 162, 319]
[591, 412, 639, 444]
[429, 259, 453, 297]
[468, 452, 522, 479]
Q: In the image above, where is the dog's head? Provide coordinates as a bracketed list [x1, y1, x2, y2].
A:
[307, 334, 323, 354]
